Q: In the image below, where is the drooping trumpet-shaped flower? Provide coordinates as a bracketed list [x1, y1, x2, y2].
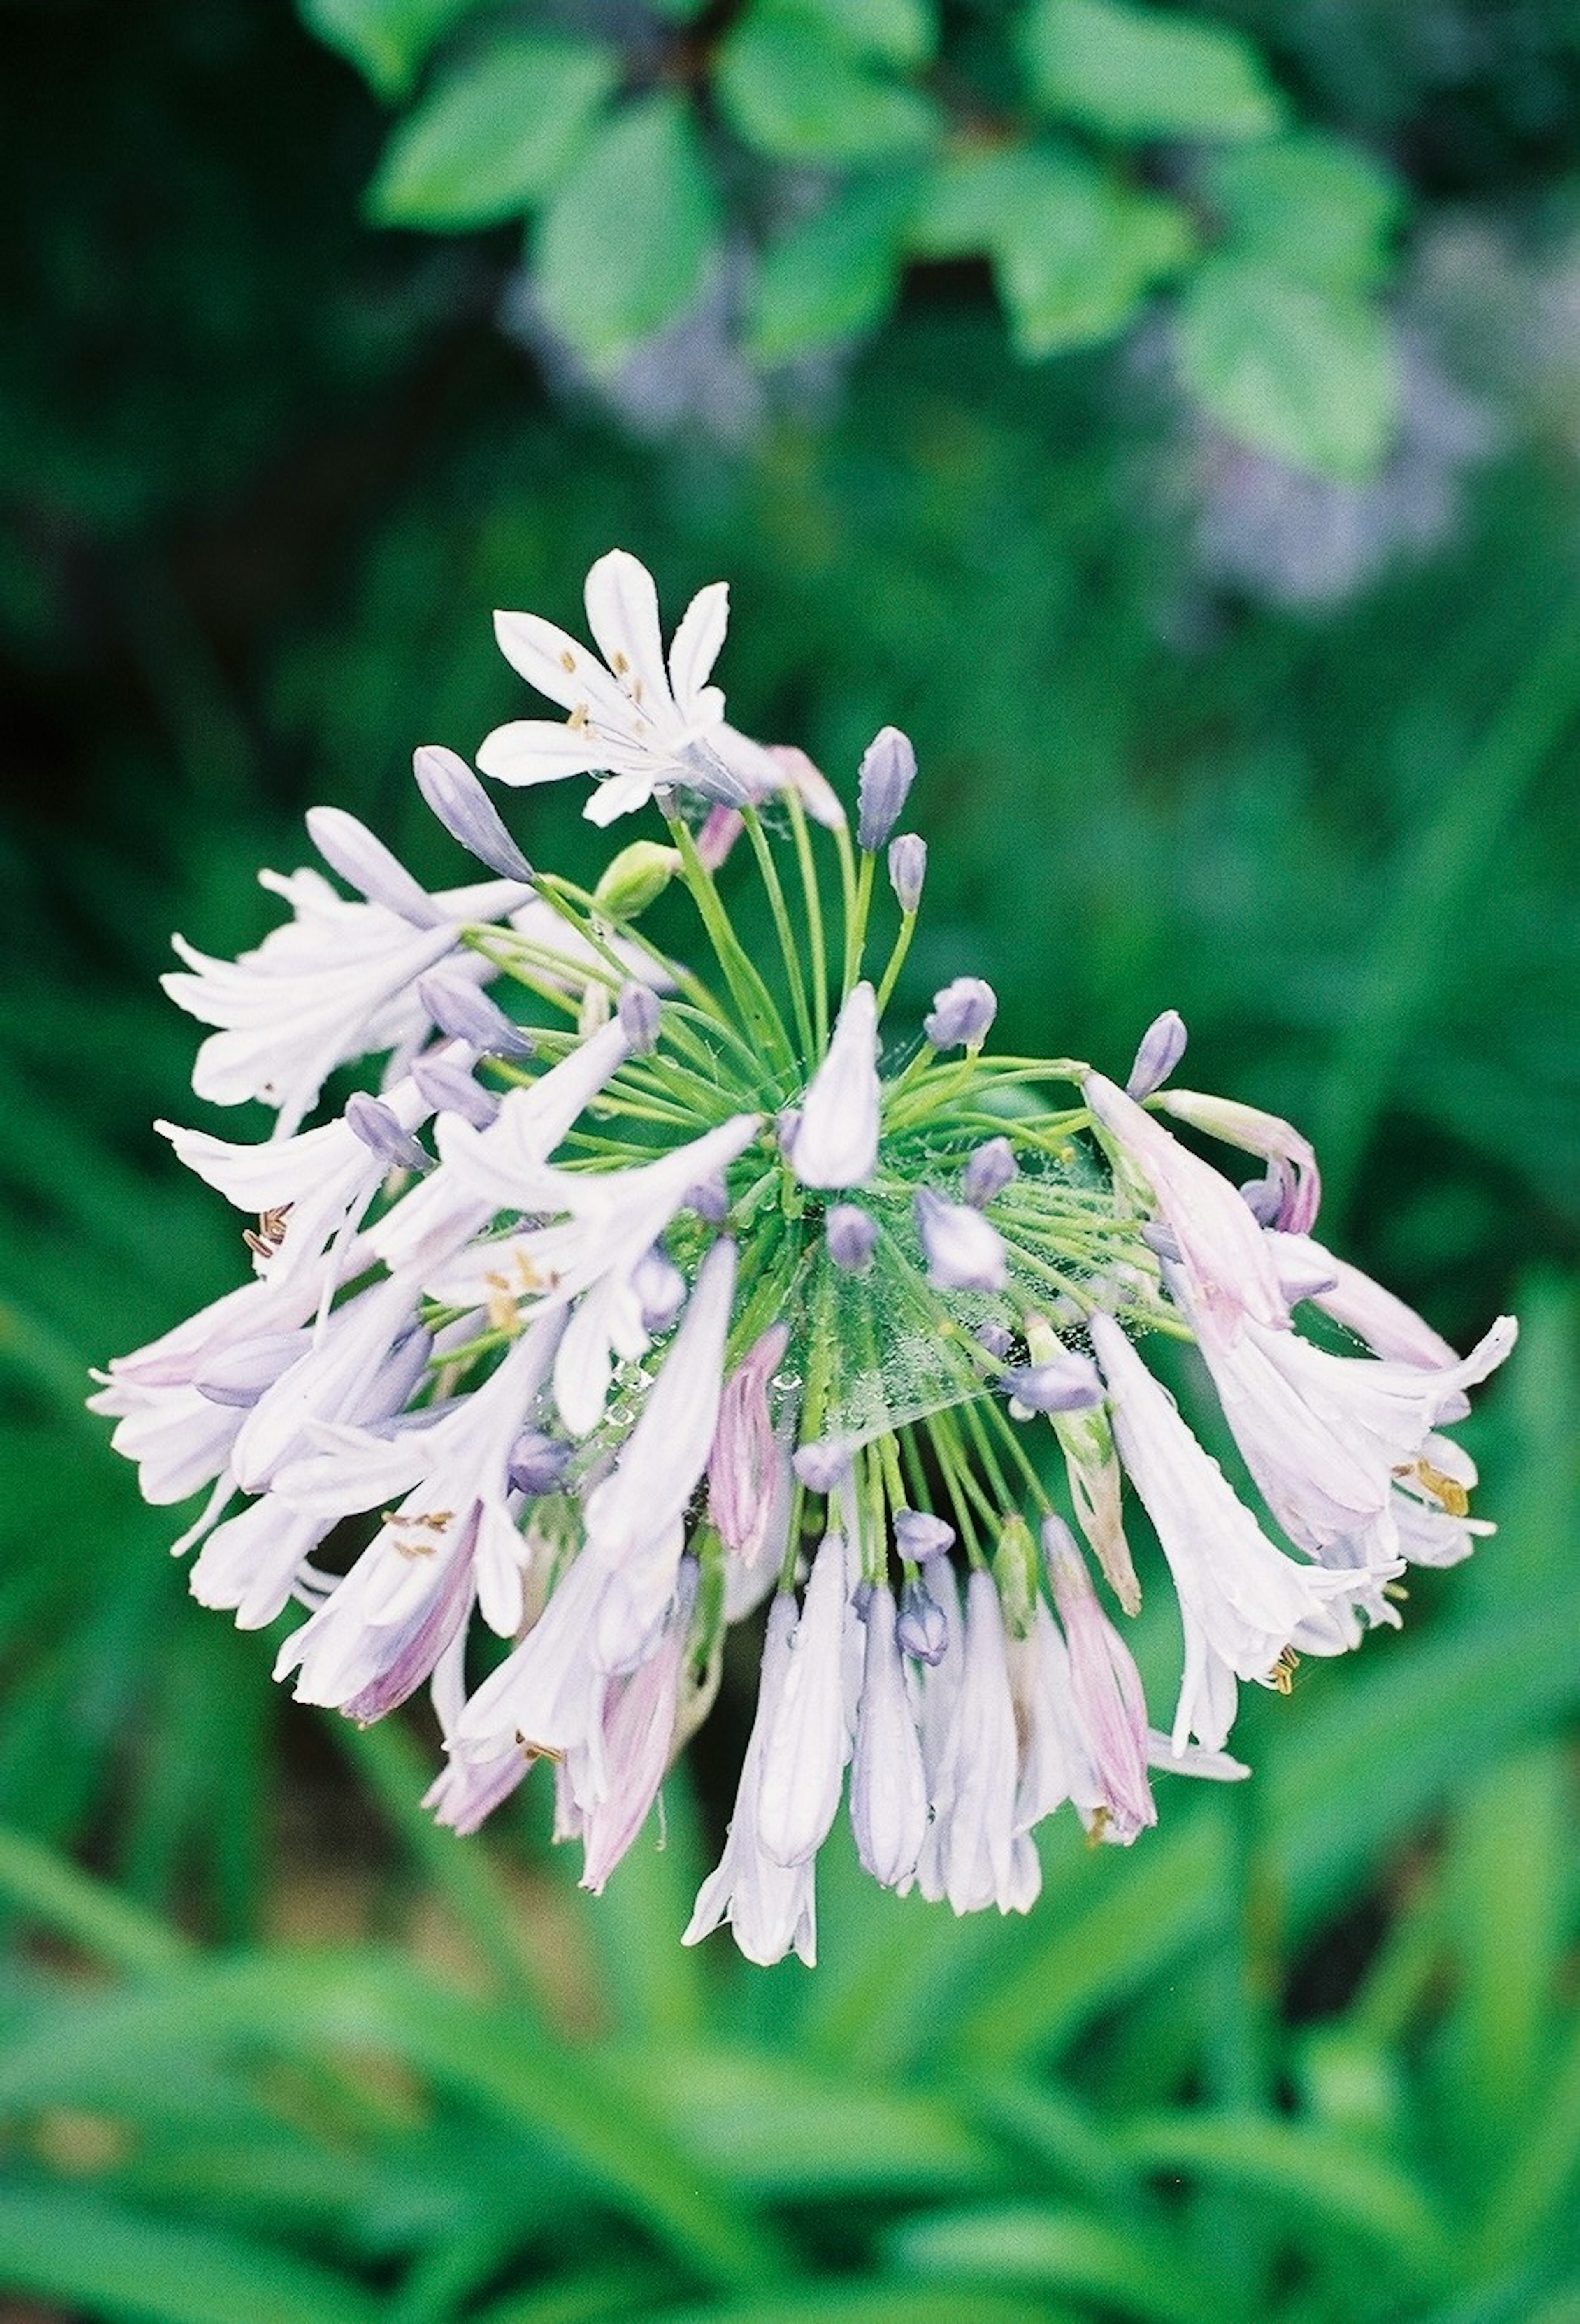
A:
[99, 549, 1515, 1966]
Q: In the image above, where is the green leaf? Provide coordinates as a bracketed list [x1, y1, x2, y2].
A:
[716, 3, 941, 165]
[0, 2182, 381, 2324]
[1177, 257, 1398, 478]
[887, 2203, 1224, 2324]
[788, 0, 939, 66]
[749, 174, 918, 362]
[534, 94, 722, 376]
[1021, 0, 1285, 142]
[914, 145, 1193, 353]
[297, 0, 479, 102]
[1205, 132, 1405, 287]
[367, 34, 620, 229]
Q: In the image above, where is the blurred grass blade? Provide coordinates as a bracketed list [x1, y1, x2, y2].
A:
[1117, 2114, 1450, 2288]
[0, 2181, 381, 2324]
[1314, 592, 1580, 1217]
[0, 1820, 191, 1978]
[885, 2202, 1227, 2324]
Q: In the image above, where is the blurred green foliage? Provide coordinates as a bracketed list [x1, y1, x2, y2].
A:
[5, 0, 1580, 2319]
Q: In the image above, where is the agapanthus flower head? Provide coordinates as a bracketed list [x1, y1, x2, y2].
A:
[98, 548, 1517, 1967]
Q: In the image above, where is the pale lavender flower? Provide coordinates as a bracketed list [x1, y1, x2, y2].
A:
[850, 1585, 928, 1888]
[1000, 1352, 1102, 1415]
[887, 832, 927, 915]
[896, 1573, 949, 1663]
[344, 1094, 432, 1176]
[684, 1595, 818, 1966]
[924, 976, 997, 1052]
[792, 1438, 852, 1495]
[792, 981, 881, 1189]
[618, 981, 661, 1054]
[416, 974, 534, 1060]
[1042, 1517, 1156, 1843]
[856, 726, 917, 853]
[963, 1137, 1017, 1207]
[756, 1528, 854, 1867]
[577, 1562, 697, 1895]
[1154, 1087, 1322, 1236]
[1084, 1071, 1287, 1336]
[411, 1055, 499, 1130]
[695, 803, 745, 870]
[304, 807, 448, 927]
[914, 1187, 1008, 1292]
[894, 1508, 955, 1563]
[709, 1323, 790, 1561]
[917, 1568, 1039, 1915]
[632, 1246, 686, 1333]
[479, 550, 782, 825]
[825, 1204, 878, 1273]
[411, 744, 536, 882]
[1125, 1008, 1188, 1102]
[1090, 1311, 1363, 1752]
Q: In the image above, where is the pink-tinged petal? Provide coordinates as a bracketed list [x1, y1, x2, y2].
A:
[757, 1529, 853, 1867]
[583, 551, 675, 719]
[1155, 1087, 1322, 1235]
[476, 720, 618, 786]
[1084, 1071, 1287, 1337]
[667, 580, 730, 718]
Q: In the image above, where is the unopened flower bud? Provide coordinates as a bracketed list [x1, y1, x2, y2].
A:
[975, 1321, 1014, 1360]
[633, 1246, 686, 1332]
[508, 1431, 574, 1496]
[857, 726, 917, 852]
[618, 982, 661, 1054]
[963, 1136, 1017, 1207]
[344, 1095, 432, 1175]
[993, 1513, 1039, 1640]
[417, 975, 534, 1060]
[1125, 1009, 1187, 1102]
[687, 1173, 729, 1224]
[596, 840, 681, 920]
[894, 1508, 955, 1562]
[887, 831, 927, 915]
[914, 1187, 1008, 1292]
[826, 1204, 878, 1274]
[793, 1439, 851, 1495]
[411, 744, 535, 883]
[925, 976, 997, 1052]
[1000, 1353, 1102, 1415]
[897, 1574, 949, 1664]
[307, 806, 446, 928]
[411, 1055, 499, 1129]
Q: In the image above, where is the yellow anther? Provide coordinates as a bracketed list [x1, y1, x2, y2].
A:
[567, 702, 589, 730]
[611, 650, 630, 676]
[558, 648, 576, 673]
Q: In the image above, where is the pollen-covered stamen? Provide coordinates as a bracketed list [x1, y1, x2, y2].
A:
[1269, 1647, 1300, 1696]
[1397, 1456, 1471, 1517]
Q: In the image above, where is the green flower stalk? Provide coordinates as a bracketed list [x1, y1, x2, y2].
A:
[90, 551, 1515, 1966]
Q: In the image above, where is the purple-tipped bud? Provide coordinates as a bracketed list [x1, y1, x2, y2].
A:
[1241, 1176, 1283, 1227]
[924, 976, 997, 1052]
[344, 1094, 433, 1175]
[857, 726, 917, 853]
[914, 1186, 1008, 1292]
[696, 804, 745, 871]
[633, 1246, 685, 1333]
[412, 1055, 499, 1129]
[618, 981, 660, 1054]
[895, 1508, 955, 1562]
[193, 1332, 305, 1408]
[417, 975, 534, 1061]
[508, 1430, 574, 1496]
[897, 1574, 949, 1664]
[412, 744, 535, 883]
[1125, 1009, 1187, 1101]
[963, 1136, 1017, 1208]
[776, 1108, 802, 1158]
[1000, 1353, 1103, 1415]
[887, 831, 927, 916]
[826, 1203, 878, 1274]
[686, 1173, 729, 1225]
[306, 806, 447, 927]
[793, 1438, 852, 1495]
[975, 1321, 1014, 1360]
